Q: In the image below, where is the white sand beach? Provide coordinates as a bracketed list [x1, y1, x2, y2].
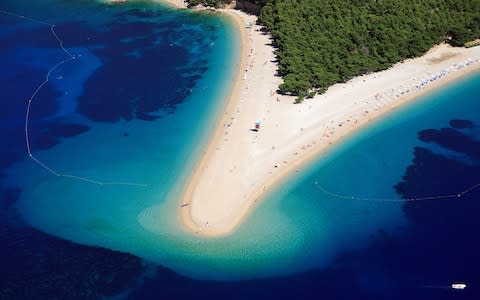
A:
[158, 0, 187, 8]
[102, 1, 480, 236]
[179, 9, 480, 236]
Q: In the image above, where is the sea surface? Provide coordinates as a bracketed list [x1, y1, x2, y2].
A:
[1, 0, 479, 299]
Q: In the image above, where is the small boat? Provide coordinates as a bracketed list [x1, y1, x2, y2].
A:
[451, 283, 466, 290]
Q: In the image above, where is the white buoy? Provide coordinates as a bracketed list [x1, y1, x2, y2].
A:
[451, 283, 466, 290]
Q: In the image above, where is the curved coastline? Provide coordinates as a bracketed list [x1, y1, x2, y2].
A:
[114, 0, 480, 236]
[176, 7, 480, 236]
[179, 9, 250, 236]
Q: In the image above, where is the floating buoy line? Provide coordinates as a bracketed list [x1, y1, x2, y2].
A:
[1, 9, 147, 187]
[4, 8, 479, 195]
[313, 181, 480, 203]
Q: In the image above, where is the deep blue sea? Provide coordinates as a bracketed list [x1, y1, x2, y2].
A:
[1, 0, 479, 299]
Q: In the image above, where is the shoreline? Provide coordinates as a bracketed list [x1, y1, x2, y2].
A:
[104, 0, 187, 9]
[156, 0, 187, 9]
[178, 8, 480, 236]
[179, 8, 251, 235]
[103, 1, 480, 236]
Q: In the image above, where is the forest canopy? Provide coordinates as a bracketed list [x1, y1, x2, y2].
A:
[188, 0, 480, 98]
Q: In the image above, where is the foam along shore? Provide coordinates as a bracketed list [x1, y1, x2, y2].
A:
[175, 7, 480, 236]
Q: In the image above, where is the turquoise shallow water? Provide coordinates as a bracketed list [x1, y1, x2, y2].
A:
[2, 0, 480, 282]
[250, 71, 480, 273]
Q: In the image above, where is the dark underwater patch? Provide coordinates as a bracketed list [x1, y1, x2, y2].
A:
[0, 26, 54, 52]
[387, 120, 480, 297]
[77, 45, 189, 122]
[0, 183, 145, 300]
[30, 122, 90, 150]
[450, 119, 473, 129]
[51, 21, 99, 48]
[114, 8, 161, 19]
[0, 66, 73, 170]
[0, 62, 92, 181]
[0, 188, 21, 209]
[418, 125, 480, 160]
[0, 218, 145, 300]
[76, 17, 213, 123]
[1, 67, 59, 120]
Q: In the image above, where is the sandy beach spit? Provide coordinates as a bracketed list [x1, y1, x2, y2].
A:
[177, 8, 480, 236]
[105, 1, 480, 236]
